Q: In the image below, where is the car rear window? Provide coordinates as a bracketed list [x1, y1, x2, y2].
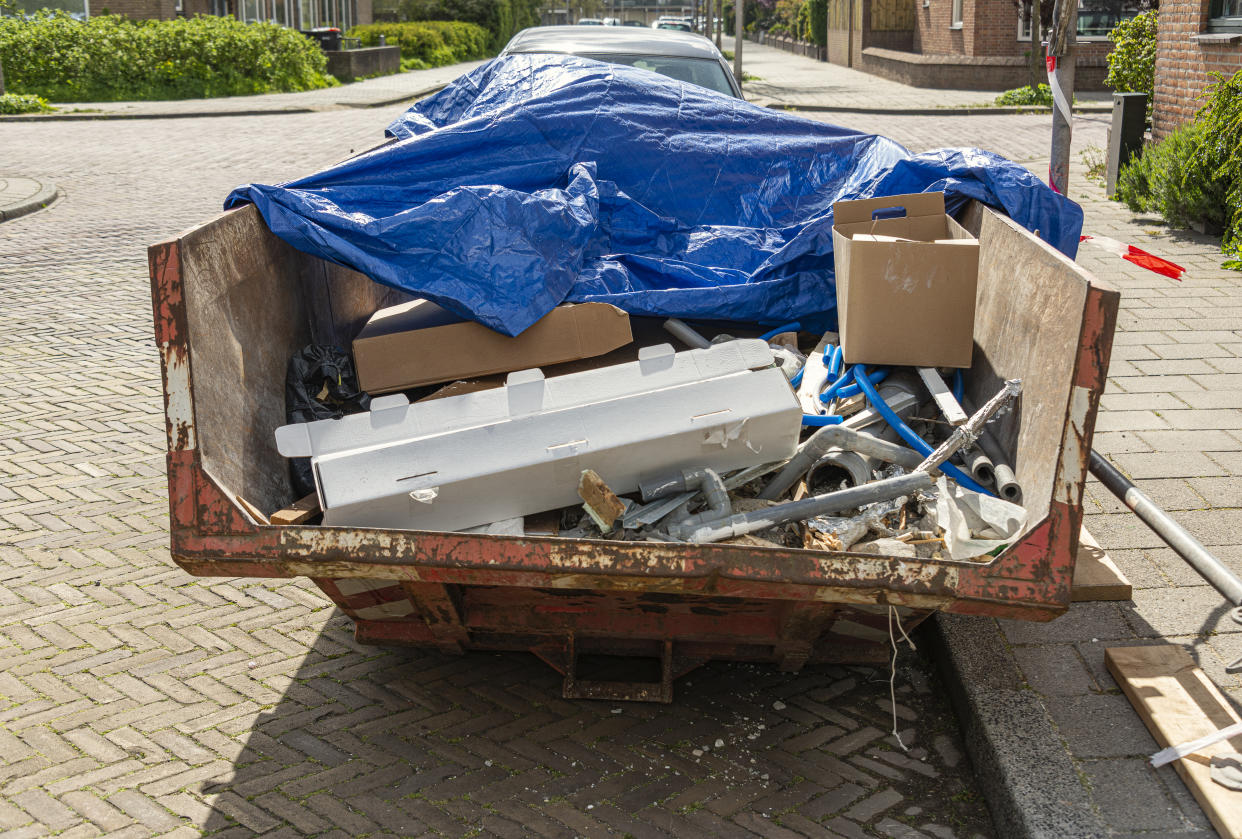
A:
[578, 53, 736, 97]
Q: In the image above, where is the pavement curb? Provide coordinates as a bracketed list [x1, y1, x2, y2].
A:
[0, 83, 447, 123]
[928, 612, 1109, 839]
[0, 182, 60, 223]
[759, 102, 1114, 117]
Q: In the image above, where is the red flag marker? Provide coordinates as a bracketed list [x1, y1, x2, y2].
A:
[1079, 235, 1185, 281]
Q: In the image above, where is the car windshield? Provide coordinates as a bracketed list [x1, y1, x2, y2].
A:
[578, 52, 734, 96]
[656, 22, 691, 30]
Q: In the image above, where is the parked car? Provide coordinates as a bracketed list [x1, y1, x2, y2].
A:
[621, 19, 646, 27]
[653, 19, 692, 31]
[576, 18, 605, 25]
[501, 25, 742, 98]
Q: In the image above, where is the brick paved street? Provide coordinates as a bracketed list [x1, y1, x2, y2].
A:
[1, 109, 998, 837]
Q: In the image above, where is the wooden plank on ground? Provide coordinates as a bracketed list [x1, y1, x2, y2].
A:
[1072, 526, 1132, 601]
[1106, 644, 1242, 839]
[269, 492, 321, 526]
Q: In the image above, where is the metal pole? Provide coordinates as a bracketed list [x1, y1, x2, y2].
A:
[1089, 450, 1242, 606]
[1046, 0, 1076, 195]
[733, 0, 743, 83]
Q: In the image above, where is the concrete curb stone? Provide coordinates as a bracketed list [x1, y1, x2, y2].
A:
[929, 613, 1109, 839]
[0, 181, 59, 222]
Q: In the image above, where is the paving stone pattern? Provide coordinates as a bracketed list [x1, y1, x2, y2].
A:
[0, 111, 997, 837]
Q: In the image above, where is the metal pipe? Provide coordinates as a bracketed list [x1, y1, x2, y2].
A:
[759, 382, 922, 501]
[1089, 450, 1242, 605]
[662, 318, 711, 350]
[916, 379, 1022, 474]
[670, 471, 934, 544]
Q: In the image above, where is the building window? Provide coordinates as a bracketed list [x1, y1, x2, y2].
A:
[1019, 1, 1145, 42]
[1210, 0, 1242, 32]
[950, 0, 962, 28]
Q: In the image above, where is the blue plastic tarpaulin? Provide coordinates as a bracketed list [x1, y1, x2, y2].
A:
[225, 54, 1083, 337]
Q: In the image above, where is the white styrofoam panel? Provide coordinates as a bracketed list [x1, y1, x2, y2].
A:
[275, 340, 802, 533]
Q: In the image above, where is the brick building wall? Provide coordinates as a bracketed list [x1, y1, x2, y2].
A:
[913, 0, 1111, 86]
[100, 0, 176, 17]
[1153, 0, 1242, 137]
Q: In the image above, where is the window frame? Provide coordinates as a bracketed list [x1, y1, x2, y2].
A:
[950, 0, 963, 29]
[1017, 1, 1145, 42]
[1209, 0, 1242, 33]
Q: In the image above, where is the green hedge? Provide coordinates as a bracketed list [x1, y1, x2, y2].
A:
[0, 12, 335, 102]
[1116, 69, 1242, 269]
[347, 20, 489, 69]
[379, 0, 541, 50]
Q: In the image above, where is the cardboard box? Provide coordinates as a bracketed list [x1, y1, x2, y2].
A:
[353, 300, 633, 393]
[831, 192, 979, 368]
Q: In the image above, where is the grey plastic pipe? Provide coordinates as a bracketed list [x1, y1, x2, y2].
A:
[641, 468, 732, 530]
[670, 471, 934, 544]
[975, 428, 1022, 502]
[662, 318, 712, 350]
[1089, 450, 1242, 605]
[962, 446, 997, 486]
[759, 421, 924, 500]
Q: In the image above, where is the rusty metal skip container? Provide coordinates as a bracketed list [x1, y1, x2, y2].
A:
[148, 200, 1119, 702]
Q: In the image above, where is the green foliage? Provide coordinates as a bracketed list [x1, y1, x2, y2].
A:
[348, 20, 489, 67]
[0, 12, 334, 102]
[0, 92, 54, 113]
[1195, 71, 1242, 264]
[805, 0, 826, 46]
[1115, 69, 1242, 268]
[1105, 10, 1156, 101]
[382, 0, 540, 50]
[994, 84, 1053, 106]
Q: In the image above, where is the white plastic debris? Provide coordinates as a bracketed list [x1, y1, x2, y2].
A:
[931, 476, 1029, 560]
[275, 340, 801, 533]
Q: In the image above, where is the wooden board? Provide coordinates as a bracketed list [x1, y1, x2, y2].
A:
[1072, 526, 1132, 601]
[270, 492, 321, 526]
[1106, 644, 1242, 839]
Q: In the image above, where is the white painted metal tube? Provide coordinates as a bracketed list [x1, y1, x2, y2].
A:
[1090, 449, 1242, 606]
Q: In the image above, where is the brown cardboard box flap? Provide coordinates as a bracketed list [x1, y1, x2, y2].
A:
[353, 300, 633, 393]
[832, 192, 979, 369]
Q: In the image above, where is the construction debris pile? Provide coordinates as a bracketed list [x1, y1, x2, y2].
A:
[270, 192, 1032, 562]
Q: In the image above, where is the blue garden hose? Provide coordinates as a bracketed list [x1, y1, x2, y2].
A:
[820, 366, 888, 404]
[802, 414, 845, 426]
[759, 321, 801, 341]
[952, 368, 964, 405]
[826, 344, 843, 378]
[790, 366, 805, 388]
[852, 366, 994, 496]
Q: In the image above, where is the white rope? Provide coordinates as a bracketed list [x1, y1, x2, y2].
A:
[887, 605, 916, 752]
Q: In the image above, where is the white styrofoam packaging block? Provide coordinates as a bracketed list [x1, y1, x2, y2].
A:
[275, 339, 802, 533]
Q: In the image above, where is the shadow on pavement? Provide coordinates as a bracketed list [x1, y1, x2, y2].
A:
[199, 612, 994, 837]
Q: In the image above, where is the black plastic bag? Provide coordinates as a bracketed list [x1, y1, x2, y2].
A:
[285, 345, 370, 497]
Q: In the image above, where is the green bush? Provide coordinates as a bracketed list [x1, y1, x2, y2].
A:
[1115, 69, 1242, 268]
[995, 84, 1053, 107]
[0, 12, 334, 102]
[1114, 121, 1228, 236]
[0, 92, 54, 113]
[1106, 10, 1156, 103]
[348, 20, 489, 68]
[1195, 70, 1242, 266]
[805, 0, 826, 46]
[382, 0, 541, 50]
